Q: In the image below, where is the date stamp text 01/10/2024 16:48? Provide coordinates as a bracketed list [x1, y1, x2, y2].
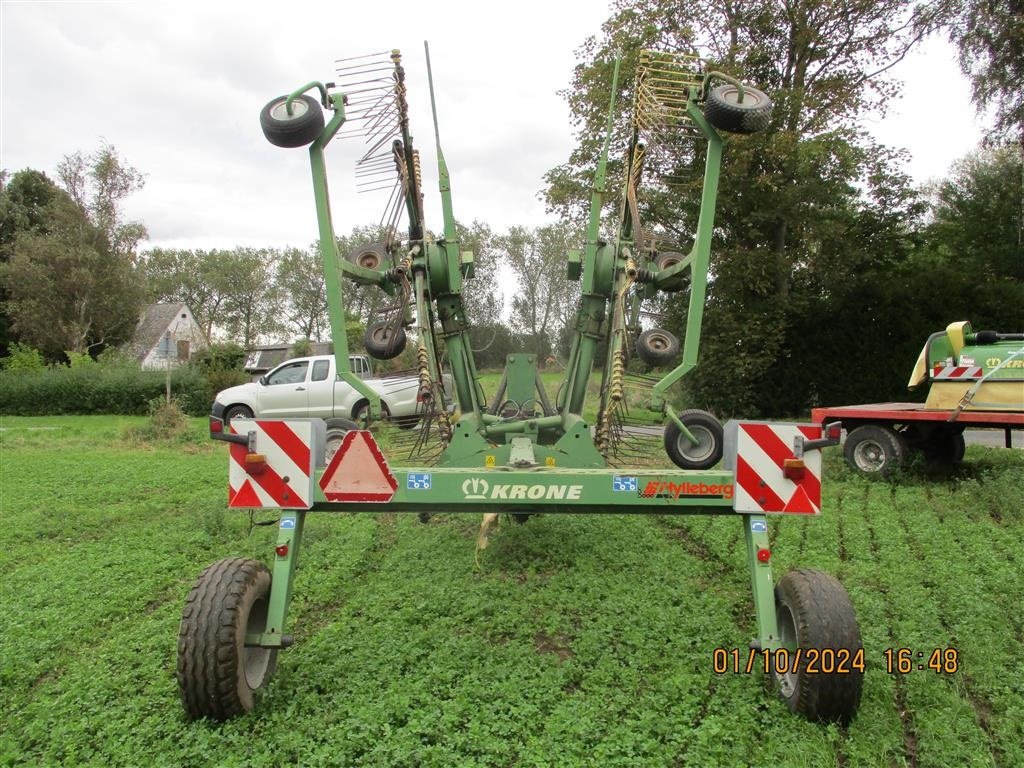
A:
[712, 647, 961, 675]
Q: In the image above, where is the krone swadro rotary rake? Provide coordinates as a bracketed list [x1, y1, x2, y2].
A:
[178, 46, 863, 726]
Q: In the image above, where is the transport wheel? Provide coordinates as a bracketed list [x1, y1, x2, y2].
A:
[703, 84, 773, 134]
[177, 558, 278, 721]
[324, 417, 358, 463]
[260, 94, 325, 148]
[636, 327, 680, 366]
[364, 321, 407, 360]
[923, 428, 966, 466]
[664, 409, 724, 469]
[346, 242, 389, 271]
[655, 251, 688, 291]
[773, 569, 864, 725]
[843, 425, 906, 475]
[223, 404, 253, 427]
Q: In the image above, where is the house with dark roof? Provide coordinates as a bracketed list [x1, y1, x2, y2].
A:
[132, 303, 208, 370]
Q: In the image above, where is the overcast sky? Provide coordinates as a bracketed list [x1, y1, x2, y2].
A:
[2, 1, 987, 254]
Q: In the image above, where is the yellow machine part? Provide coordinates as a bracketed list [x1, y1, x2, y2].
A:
[924, 381, 1024, 411]
[907, 321, 972, 390]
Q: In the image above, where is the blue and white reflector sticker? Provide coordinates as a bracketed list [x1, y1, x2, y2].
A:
[750, 519, 768, 533]
[280, 516, 296, 530]
[613, 476, 638, 492]
[407, 473, 432, 490]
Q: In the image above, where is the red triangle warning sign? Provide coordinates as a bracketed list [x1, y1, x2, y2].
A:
[783, 484, 818, 514]
[319, 430, 397, 502]
[230, 479, 263, 508]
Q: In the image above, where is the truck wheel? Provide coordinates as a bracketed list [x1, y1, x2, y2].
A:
[364, 321, 407, 360]
[259, 94, 325, 148]
[773, 569, 863, 725]
[664, 409, 723, 469]
[325, 417, 358, 463]
[636, 328, 680, 367]
[177, 558, 278, 721]
[352, 401, 391, 428]
[224, 404, 253, 427]
[843, 425, 906, 475]
[923, 428, 966, 466]
[703, 84, 772, 134]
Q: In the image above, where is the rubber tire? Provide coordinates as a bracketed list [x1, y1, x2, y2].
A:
[773, 569, 864, 725]
[664, 409, 724, 469]
[223, 404, 253, 427]
[351, 401, 391, 428]
[177, 558, 278, 721]
[843, 425, 906, 476]
[636, 327, 680, 367]
[655, 251, 688, 291]
[703, 84, 773, 134]
[923, 428, 966, 466]
[346, 242, 389, 271]
[260, 94, 325, 148]
[325, 417, 358, 463]
[364, 321, 407, 360]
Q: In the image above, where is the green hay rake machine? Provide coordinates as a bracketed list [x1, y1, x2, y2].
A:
[179, 47, 863, 725]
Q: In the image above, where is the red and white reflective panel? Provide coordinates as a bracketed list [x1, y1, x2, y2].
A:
[228, 420, 316, 510]
[319, 430, 397, 502]
[932, 365, 983, 380]
[733, 422, 822, 515]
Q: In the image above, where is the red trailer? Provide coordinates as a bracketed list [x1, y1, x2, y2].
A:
[810, 403, 1024, 474]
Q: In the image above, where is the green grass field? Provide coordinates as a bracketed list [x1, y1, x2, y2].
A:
[1, 416, 1022, 767]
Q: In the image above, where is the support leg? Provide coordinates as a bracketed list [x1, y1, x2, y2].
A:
[743, 514, 780, 650]
[246, 510, 305, 648]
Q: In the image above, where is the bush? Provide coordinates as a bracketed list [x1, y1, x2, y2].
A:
[123, 397, 191, 443]
[0, 343, 46, 372]
[0, 364, 211, 416]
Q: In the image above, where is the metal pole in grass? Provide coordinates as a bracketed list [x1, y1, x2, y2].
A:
[164, 331, 171, 405]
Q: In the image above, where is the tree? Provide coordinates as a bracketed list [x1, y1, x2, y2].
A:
[497, 222, 580, 361]
[1, 193, 144, 356]
[214, 248, 283, 347]
[56, 143, 147, 261]
[275, 246, 329, 341]
[143, 248, 228, 341]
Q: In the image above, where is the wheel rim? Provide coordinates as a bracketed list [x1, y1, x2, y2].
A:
[852, 439, 886, 472]
[243, 595, 272, 690]
[269, 99, 309, 121]
[677, 425, 715, 462]
[325, 434, 343, 463]
[355, 250, 381, 269]
[776, 604, 798, 699]
[647, 332, 672, 353]
[720, 85, 767, 108]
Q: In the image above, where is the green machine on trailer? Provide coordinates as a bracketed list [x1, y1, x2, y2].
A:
[180, 47, 862, 725]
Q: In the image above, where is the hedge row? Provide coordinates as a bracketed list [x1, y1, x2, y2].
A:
[0, 366, 244, 416]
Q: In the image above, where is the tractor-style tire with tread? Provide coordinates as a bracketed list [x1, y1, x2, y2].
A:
[664, 409, 724, 469]
[325, 417, 359, 463]
[654, 251, 688, 291]
[923, 428, 966, 466]
[260, 94, 325, 148]
[177, 558, 278, 721]
[703, 84, 773, 134]
[773, 568, 864, 725]
[636, 328, 680, 367]
[843, 424, 906, 475]
[364, 321, 407, 360]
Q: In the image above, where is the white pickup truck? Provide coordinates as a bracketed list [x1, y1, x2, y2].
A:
[211, 354, 449, 429]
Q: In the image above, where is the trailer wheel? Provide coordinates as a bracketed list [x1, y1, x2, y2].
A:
[703, 84, 773, 134]
[844, 425, 906, 475]
[773, 569, 863, 725]
[923, 428, 966, 466]
[177, 558, 278, 721]
[664, 409, 724, 469]
[325, 417, 358, 463]
[260, 94, 325, 148]
[364, 321, 407, 360]
[636, 328, 680, 367]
